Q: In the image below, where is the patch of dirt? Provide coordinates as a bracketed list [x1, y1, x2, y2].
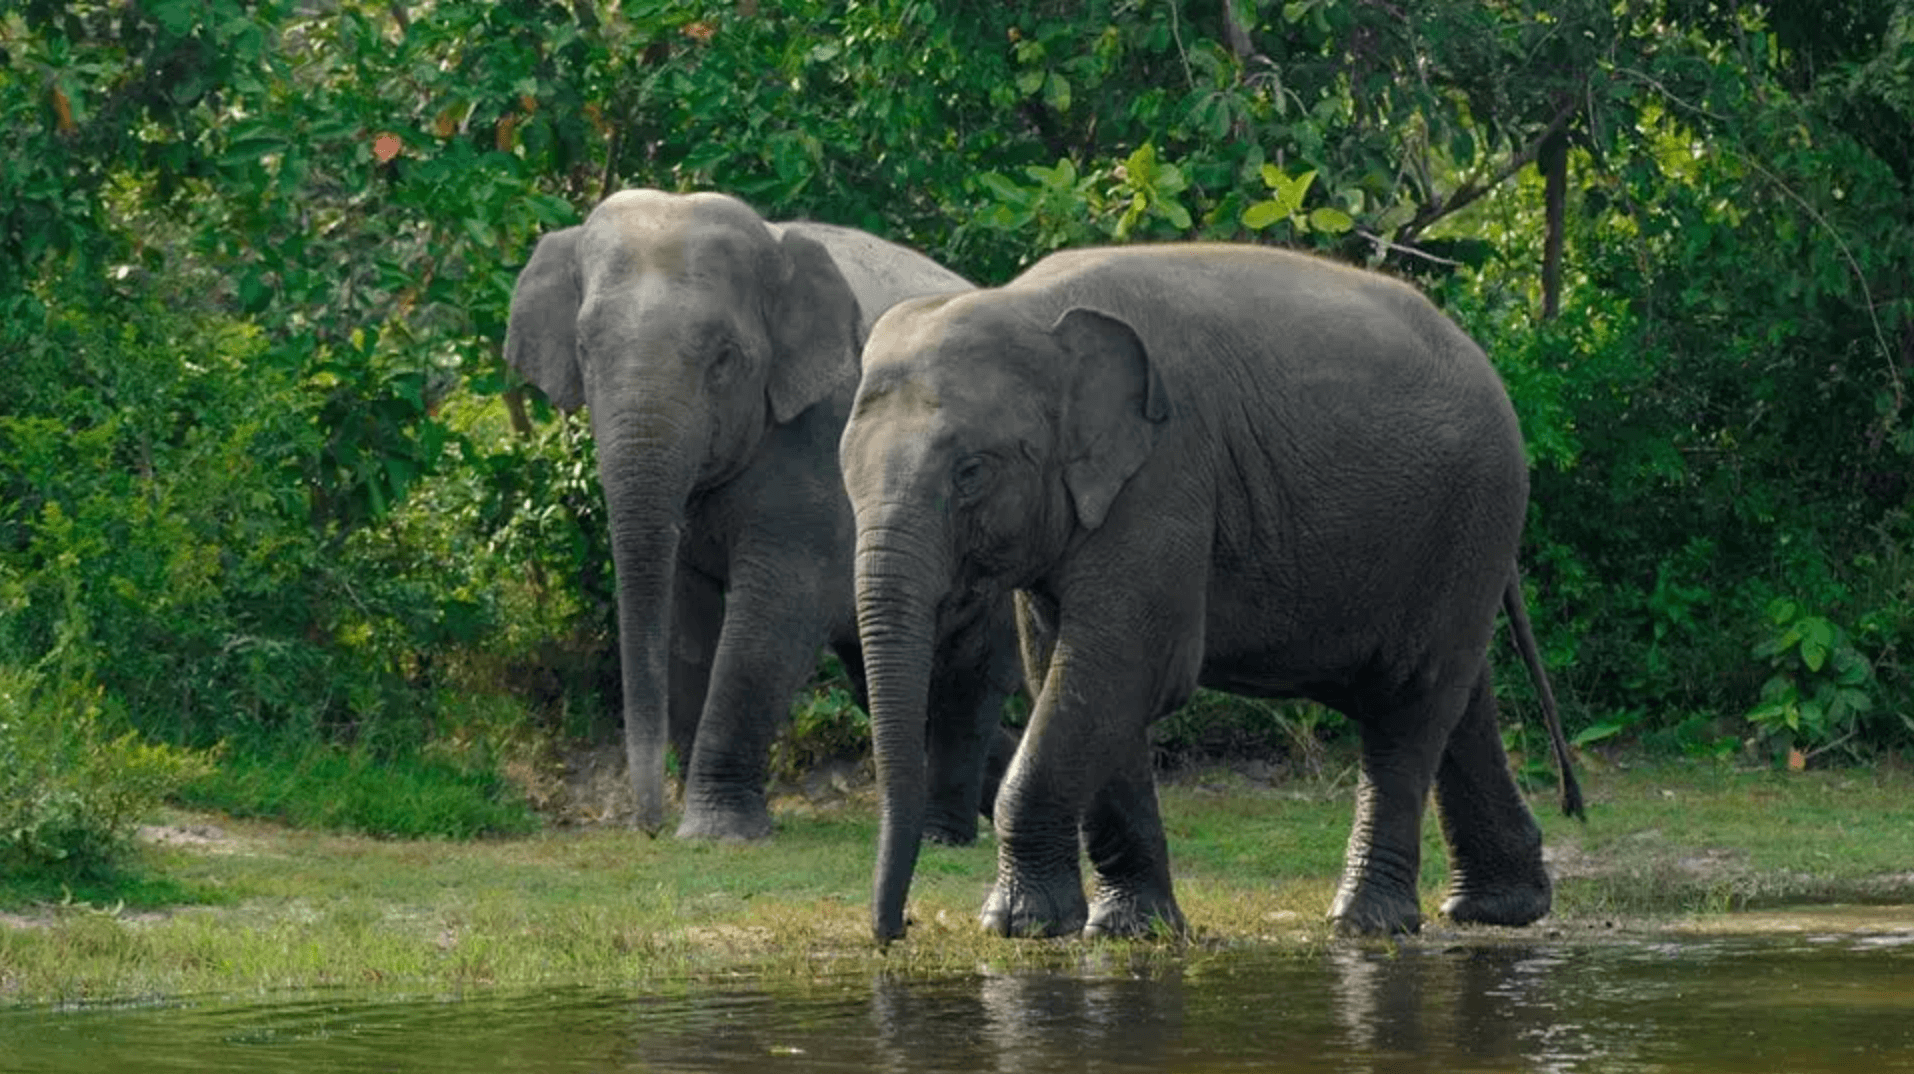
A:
[539, 741, 639, 827]
[136, 822, 236, 850]
[531, 742, 879, 828]
[1542, 833, 1753, 883]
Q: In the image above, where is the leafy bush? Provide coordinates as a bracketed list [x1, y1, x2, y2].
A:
[0, 666, 213, 872]
[1153, 692, 1348, 775]
[1747, 599, 1880, 762]
[175, 743, 538, 839]
[2, 0, 1909, 813]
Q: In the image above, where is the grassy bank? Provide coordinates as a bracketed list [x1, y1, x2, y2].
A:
[2, 761, 1912, 1005]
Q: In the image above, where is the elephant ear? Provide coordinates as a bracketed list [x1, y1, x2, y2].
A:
[765, 229, 863, 424]
[1051, 306, 1171, 530]
[504, 226, 586, 412]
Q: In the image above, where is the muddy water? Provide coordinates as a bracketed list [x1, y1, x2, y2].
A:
[3, 921, 1911, 1072]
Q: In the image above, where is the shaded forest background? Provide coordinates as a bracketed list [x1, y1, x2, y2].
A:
[3, 0, 1912, 847]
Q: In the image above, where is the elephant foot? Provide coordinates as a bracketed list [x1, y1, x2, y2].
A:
[923, 807, 979, 847]
[675, 793, 774, 842]
[924, 820, 979, 846]
[979, 876, 1088, 939]
[1084, 885, 1187, 941]
[1327, 881, 1422, 937]
[1441, 875, 1551, 928]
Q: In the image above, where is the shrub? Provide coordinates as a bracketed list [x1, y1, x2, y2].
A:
[174, 742, 539, 839]
[0, 665, 214, 873]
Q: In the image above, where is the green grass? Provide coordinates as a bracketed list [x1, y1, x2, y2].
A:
[1, 759, 1911, 1005]
[0, 862, 227, 914]
[172, 744, 540, 839]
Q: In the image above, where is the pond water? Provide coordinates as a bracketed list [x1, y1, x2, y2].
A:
[4, 922, 1912, 1073]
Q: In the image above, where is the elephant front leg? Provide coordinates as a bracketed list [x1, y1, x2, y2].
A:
[982, 594, 1197, 940]
[668, 565, 723, 780]
[1435, 663, 1552, 927]
[1082, 748, 1185, 939]
[979, 733, 1090, 938]
[675, 573, 835, 842]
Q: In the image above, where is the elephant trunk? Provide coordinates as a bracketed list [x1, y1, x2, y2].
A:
[595, 403, 700, 835]
[855, 510, 948, 943]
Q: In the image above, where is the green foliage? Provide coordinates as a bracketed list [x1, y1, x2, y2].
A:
[176, 742, 538, 839]
[772, 655, 872, 782]
[1242, 165, 1353, 237]
[1746, 599, 1879, 760]
[2, 0, 1911, 819]
[0, 665, 214, 873]
[1153, 691, 1347, 774]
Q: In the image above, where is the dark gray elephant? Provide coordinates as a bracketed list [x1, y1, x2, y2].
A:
[505, 189, 1017, 842]
[840, 243, 1583, 942]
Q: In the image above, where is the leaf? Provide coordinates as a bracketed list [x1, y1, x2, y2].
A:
[1241, 199, 1287, 230]
[977, 172, 1028, 204]
[1308, 206, 1354, 233]
[1267, 168, 1316, 214]
[1834, 650, 1872, 686]
[1161, 200, 1192, 229]
[1449, 128, 1477, 169]
[1757, 674, 1797, 702]
[1571, 719, 1627, 746]
[1374, 200, 1417, 232]
[1797, 617, 1834, 671]
[1125, 143, 1159, 182]
[1044, 72, 1072, 113]
[1766, 597, 1798, 624]
[150, 0, 198, 35]
[1016, 69, 1045, 96]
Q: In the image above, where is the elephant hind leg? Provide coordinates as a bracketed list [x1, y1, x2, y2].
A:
[922, 603, 1023, 845]
[1435, 662, 1551, 927]
[1328, 669, 1478, 936]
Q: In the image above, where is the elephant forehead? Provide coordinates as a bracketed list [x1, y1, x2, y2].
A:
[867, 299, 1046, 386]
[583, 203, 774, 291]
[844, 430, 975, 517]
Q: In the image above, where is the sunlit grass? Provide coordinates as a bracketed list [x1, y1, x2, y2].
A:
[2, 759, 1911, 1004]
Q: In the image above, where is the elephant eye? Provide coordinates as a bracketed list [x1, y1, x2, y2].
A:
[952, 453, 992, 499]
[706, 342, 745, 390]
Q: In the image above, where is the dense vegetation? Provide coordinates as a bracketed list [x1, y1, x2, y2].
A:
[3, 1, 1910, 867]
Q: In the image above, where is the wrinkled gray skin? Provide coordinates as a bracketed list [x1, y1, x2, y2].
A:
[506, 189, 1018, 842]
[841, 243, 1584, 943]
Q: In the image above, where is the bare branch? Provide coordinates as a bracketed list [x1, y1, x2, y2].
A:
[1399, 93, 1581, 245]
[1357, 229, 1461, 266]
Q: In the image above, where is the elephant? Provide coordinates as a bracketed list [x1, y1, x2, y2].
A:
[839, 242, 1584, 943]
[505, 189, 1019, 843]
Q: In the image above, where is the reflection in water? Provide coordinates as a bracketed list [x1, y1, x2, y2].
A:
[2, 928, 1912, 1072]
[1327, 944, 1614, 1073]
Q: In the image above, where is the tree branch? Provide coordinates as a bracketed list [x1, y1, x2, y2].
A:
[1399, 93, 1581, 245]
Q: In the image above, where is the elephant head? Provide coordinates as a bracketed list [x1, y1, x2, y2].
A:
[505, 189, 862, 834]
[840, 293, 1169, 941]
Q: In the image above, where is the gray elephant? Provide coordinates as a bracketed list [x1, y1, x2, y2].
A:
[840, 242, 1583, 942]
[505, 189, 1017, 842]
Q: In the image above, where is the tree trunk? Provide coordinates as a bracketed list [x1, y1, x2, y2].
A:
[1541, 128, 1567, 321]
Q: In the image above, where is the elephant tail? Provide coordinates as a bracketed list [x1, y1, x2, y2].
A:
[1503, 570, 1586, 821]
